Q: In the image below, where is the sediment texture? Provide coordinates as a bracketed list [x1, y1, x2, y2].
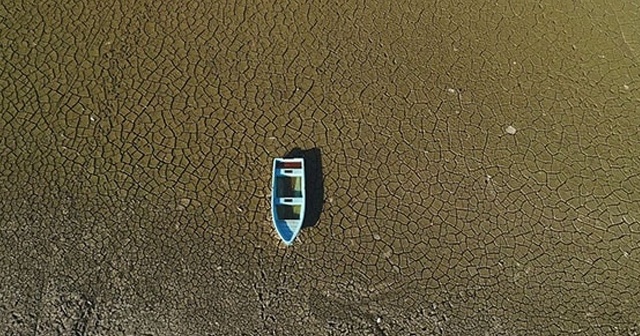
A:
[1, 0, 640, 335]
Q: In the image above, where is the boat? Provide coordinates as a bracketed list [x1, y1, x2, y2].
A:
[271, 158, 305, 245]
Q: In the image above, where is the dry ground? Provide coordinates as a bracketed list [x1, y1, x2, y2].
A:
[1, 0, 640, 335]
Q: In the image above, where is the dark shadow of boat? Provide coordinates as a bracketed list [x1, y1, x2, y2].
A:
[284, 147, 323, 229]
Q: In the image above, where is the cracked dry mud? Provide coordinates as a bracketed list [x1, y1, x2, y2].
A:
[1, 1, 640, 335]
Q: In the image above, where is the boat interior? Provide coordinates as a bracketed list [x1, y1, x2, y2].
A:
[276, 204, 303, 220]
[276, 176, 303, 198]
[274, 175, 303, 220]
